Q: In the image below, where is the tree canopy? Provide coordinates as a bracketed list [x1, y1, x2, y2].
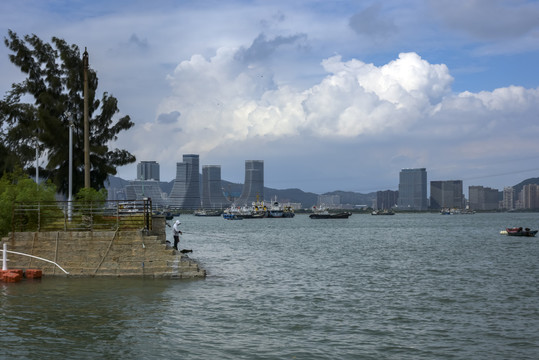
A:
[0, 30, 136, 195]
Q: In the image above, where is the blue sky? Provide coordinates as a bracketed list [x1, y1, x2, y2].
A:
[1, 0, 539, 195]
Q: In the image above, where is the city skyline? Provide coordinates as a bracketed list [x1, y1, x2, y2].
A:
[127, 159, 536, 198]
[3, 1, 538, 194]
[119, 159, 539, 210]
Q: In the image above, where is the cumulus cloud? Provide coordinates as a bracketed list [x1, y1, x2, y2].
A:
[148, 46, 539, 171]
[165, 51, 451, 141]
[142, 45, 538, 190]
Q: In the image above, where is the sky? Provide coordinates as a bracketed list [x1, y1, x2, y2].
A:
[1, 0, 539, 195]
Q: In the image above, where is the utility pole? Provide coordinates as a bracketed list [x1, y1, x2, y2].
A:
[83, 47, 90, 188]
[68, 114, 73, 221]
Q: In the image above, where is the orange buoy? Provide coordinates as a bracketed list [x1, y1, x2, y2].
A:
[3, 272, 22, 283]
[7, 269, 24, 277]
[25, 269, 43, 279]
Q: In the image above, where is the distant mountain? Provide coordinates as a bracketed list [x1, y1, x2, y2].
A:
[105, 175, 130, 189]
[513, 177, 539, 194]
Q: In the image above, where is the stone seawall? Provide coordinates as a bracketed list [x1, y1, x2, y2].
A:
[0, 216, 206, 279]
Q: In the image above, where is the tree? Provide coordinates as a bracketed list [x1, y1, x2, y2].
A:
[0, 30, 136, 195]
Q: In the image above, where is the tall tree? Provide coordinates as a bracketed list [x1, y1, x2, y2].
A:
[0, 30, 136, 195]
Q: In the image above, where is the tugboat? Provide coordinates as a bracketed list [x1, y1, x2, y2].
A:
[194, 209, 222, 216]
[268, 197, 295, 218]
[309, 205, 351, 219]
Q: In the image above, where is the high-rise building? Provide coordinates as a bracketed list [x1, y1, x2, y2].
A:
[137, 161, 160, 181]
[398, 168, 428, 211]
[430, 180, 464, 210]
[376, 190, 399, 210]
[522, 184, 539, 209]
[237, 160, 264, 205]
[169, 154, 200, 209]
[125, 180, 167, 208]
[201, 165, 231, 209]
[502, 187, 515, 210]
[468, 186, 499, 210]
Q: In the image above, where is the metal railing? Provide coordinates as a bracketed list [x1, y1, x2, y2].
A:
[11, 199, 153, 232]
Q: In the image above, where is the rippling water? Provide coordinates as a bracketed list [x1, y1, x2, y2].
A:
[1, 213, 538, 359]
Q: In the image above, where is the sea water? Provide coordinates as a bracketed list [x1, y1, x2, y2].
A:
[1, 213, 538, 359]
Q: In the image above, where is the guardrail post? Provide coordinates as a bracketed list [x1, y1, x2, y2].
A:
[2, 243, 7, 271]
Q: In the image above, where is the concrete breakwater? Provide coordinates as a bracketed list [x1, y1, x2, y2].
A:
[0, 216, 206, 279]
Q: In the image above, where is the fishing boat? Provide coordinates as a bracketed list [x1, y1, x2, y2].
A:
[222, 203, 263, 219]
[223, 198, 295, 219]
[309, 205, 352, 219]
[194, 209, 222, 216]
[268, 198, 295, 218]
[502, 227, 538, 237]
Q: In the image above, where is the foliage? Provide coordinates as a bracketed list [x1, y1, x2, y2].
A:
[75, 187, 108, 208]
[0, 169, 57, 237]
[0, 30, 136, 195]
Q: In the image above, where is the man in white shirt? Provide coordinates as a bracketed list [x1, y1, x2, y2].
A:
[172, 220, 182, 250]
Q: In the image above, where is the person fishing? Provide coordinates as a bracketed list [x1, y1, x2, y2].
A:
[172, 220, 182, 250]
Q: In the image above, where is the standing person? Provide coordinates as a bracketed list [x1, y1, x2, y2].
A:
[172, 220, 182, 250]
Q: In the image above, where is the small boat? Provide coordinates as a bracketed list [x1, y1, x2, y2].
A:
[503, 227, 538, 237]
[309, 205, 351, 219]
[194, 209, 223, 216]
[371, 209, 395, 215]
[164, 211, 180, 220]
[223, 213, 243, 220]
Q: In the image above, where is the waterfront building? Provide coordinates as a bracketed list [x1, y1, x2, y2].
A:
[237, 160, 264, 205]
[430, 180, 464, 210]
[201, 165, 231, 209]
[376, 190, 399, 210]
[137, 161, 160, 181]
[169, 154, 200, 209]
[398, 168, 428, 211]
[468, 186, 499, 210]
[502, 187, 515, 211]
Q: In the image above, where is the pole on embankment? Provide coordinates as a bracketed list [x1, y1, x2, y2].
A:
[83, 47, 90, 188]
[2, 243, 7, 271]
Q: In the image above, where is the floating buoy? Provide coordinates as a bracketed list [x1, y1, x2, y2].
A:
[25, 269, 43, 279]
[8, 269, 24, 277]
[1, 270, 23, 283]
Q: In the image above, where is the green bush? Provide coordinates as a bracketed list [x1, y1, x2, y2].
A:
[75, 187, 107, 208]
[0, 169, 57, 237]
